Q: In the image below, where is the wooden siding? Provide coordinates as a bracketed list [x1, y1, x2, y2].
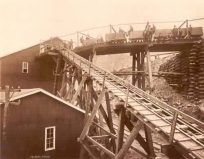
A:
[0, 38, 63, 93]
[2, 92, 84, 159]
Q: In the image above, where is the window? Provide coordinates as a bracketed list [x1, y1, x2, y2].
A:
[22, 62, 29, 73]
[45, 126, 56, 151]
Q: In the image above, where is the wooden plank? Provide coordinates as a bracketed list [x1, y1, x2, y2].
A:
[129, 102, 141, 107]
[92, 122, 117, 139]
[146, 49, 153, 89]
[116, 87, 129, 152]
[113, 71, 184, 76]
[169, 112, 178, 144]
[137, 52, 141, 88]
[151, 120, 170, 127]
[81, 87, 86, 110]
[92, 87, 116, 135]
[131, 105, 146, 111]
[105, 91, 116, 152]
[143, 103, 152, 106]
[86, 135, 115, 158]
[53, 55, 63, 95]
[59, 64, 67, 97]
[132, 53, 136, 85]
[194, 135, 204, 140]
[144, 126, 156, 158]
[77, 89, 83, 109]
[71, 75, 87, 104]
[162, 115, 173, 120]
[160, 125, 179, 134]
[179, 140, 203, 150]
[177, 124, 188, 129]
[79, 140, 99, 159]
[141, 52, 145, 90]
[191, 149, 204, 159]
[174, 133, 191, 141]
[116, 105, 125, 153]
[105, 91, 114, 132]
[99, 109, 104, 135]
[124, 116, 149, 154]
[115, 120, 143, 159]
[79, 89, 106, 141]
[91, 135, 111, 140]
[127, 98, 136, 103]
[113, 92, 126, 97]
[138, 110, 153, 115]
[145, 115, 161, 121]
[2, 86, 10, 143]
[127, 109, 156, 132]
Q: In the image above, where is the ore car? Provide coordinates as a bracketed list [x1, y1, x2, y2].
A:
[105, 33, 126, 43]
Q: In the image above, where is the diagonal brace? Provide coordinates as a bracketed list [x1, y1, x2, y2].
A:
[79, 89, 106, 141]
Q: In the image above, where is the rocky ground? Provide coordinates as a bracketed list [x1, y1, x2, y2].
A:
[150, 56, 204, 122]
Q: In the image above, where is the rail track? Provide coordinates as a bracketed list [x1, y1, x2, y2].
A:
[59, 48, 204, 159]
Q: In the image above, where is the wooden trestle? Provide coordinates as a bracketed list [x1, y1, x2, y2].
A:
[40, 44, 204, 159]
[131, 48, 152, 90]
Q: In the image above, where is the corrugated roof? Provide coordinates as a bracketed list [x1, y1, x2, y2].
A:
[0, 88, 85, 113]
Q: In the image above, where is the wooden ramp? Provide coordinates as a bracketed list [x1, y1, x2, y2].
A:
[39, 44, 204, 159]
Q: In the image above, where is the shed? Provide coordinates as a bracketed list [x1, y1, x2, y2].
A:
[0, 88, 85, 159]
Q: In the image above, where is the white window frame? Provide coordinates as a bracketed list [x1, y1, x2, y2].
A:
[45, 126, 56, 151]
[22, 62, 29, 73]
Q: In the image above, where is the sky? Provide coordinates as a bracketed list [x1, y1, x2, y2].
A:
[1, 0, 204, 56]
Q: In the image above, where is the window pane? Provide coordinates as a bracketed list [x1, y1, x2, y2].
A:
[47, 129, 51, 133]
[47, 133, 51, 138]
[45, 127, 55, 151]
[50, 142, 53, 148]
[22, 62, 28, 73]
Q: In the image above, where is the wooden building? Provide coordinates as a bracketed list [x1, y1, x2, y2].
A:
[0, 88, 85, 159]
[0, 38, 64, 93]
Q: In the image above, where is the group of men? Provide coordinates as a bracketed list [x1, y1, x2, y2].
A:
[119, 24, 156, 42]
[143, 23, 156, 42]
[80, 35, 91, 45]
[77, 23, 193, 46]
[172, 25, 192, 39]
[118, 25, 134, 36]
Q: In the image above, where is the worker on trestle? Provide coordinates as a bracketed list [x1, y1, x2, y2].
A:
[128, 25, 134, 36]
[80, 36, 85, 46]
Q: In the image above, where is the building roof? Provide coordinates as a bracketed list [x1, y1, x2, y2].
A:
[0, 88, 85, 113]
[0, 37, 64, 59]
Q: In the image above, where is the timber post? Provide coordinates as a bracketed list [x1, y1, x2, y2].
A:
[53, 55, 63, 95]
[115, 101, 125, 153]
[115, 121, 143, 159]
[137, 52, 141, 88]
[146, 47, 153, 89]
[141, 51, 145, 90]
[1, 86, 21, 158]
[169, 112, 178, 144]
[144, 126, 156, 158]
[131, 52, 136, 85]
[2, 85, 10, 146]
